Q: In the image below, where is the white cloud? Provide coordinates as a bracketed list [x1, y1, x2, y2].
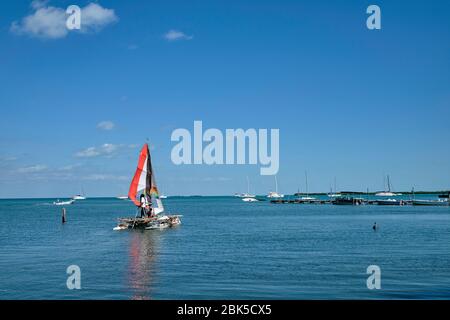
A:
[17, 164, 48, 173]
[97, 120, 115, 131]
[10, 2, 118, 39]
[82, 174, 128, 181]
[163, 29, 193, 41]
[79, 3, 118, 32]
[58, 164, 82, 171]
[75, 143, 120, 158]
[11, 5, 67, 39]
[0, 156, 17, 162]
[31, 0, 49, 10]
[75, 143, 136, 158]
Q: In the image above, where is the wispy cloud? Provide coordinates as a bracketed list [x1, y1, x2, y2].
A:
[10, 2, 118, 39]
[127, 44, 139, 50]
[81, 174, 128, 181]
[31, 0, 49, 10]
[163, 29, 193, 41]
[97, 120, 115, 131]
[75, 143, 136, 158]
[58, 163, 82, 171]
[17, 164, 48, 173]
[0, 156, 17, 162]
[75, 143, 119, 158]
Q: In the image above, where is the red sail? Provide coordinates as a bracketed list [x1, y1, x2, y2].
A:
[128, 144, 152, 206]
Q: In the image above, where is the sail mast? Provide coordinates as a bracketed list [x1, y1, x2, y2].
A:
[247, 176, 250, 195]
[305, 171, 309, 197]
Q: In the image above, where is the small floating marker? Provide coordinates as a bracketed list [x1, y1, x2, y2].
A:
[62, 208, 67, 224]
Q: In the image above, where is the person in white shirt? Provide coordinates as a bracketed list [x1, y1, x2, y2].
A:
[139, 194, 149, 218]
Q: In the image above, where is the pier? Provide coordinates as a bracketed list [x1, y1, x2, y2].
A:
[269, 198, 448, 206]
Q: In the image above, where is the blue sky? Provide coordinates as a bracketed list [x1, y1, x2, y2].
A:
[0, 0, 449, 198]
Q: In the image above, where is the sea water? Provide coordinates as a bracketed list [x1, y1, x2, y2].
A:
[0, 196, 449, 299]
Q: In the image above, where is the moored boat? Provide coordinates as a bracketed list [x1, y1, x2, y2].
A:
[412, 199, 449, 206]
[267, 176, 284, 198]
[332, 196, 364, 205]
[375, 175, 401, 196]
[377, 199, 405, 206]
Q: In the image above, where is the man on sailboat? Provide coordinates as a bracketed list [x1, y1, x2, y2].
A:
[139, 194, 150, 218]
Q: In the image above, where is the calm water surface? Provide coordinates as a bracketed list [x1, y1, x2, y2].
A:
[0, 196, 449, 299]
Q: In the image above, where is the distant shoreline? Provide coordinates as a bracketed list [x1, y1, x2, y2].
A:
[0, 190, 449, 200]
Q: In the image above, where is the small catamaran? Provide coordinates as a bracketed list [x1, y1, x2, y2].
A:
[113, 143, 181, 231]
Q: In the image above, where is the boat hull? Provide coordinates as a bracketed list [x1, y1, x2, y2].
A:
[377, 199, 405, 206]
[114, 215, 182, 230]
[412, 200, 448, 206]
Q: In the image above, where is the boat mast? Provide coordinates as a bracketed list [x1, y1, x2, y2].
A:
[387, 175, 391, 192]
[246, 176, 250, 195]
[305, 171, 309, 197]
[334, 177, 337, 194]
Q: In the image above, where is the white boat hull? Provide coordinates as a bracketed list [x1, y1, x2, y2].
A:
[54, 200, 75, 206]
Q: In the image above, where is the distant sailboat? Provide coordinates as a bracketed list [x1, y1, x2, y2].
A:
[267, 176, 284, 198]
[375, 175, 401, 196]
[114, 143, 181, 231]
[328, 177, 341, 198]
[300, 171, 315, 201]
[72, 187, 86, 200]
[241, 176, 256, 200]
[236, 176, 256, 198]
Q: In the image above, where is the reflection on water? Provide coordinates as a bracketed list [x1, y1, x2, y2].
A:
[127, 230, 160, 300]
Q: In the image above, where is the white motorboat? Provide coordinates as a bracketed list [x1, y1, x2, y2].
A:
[242, 197, 259, 202]
[116, 195, 128, 200]
[54, 199, 75, 206]
[412, 199, 448, 206]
